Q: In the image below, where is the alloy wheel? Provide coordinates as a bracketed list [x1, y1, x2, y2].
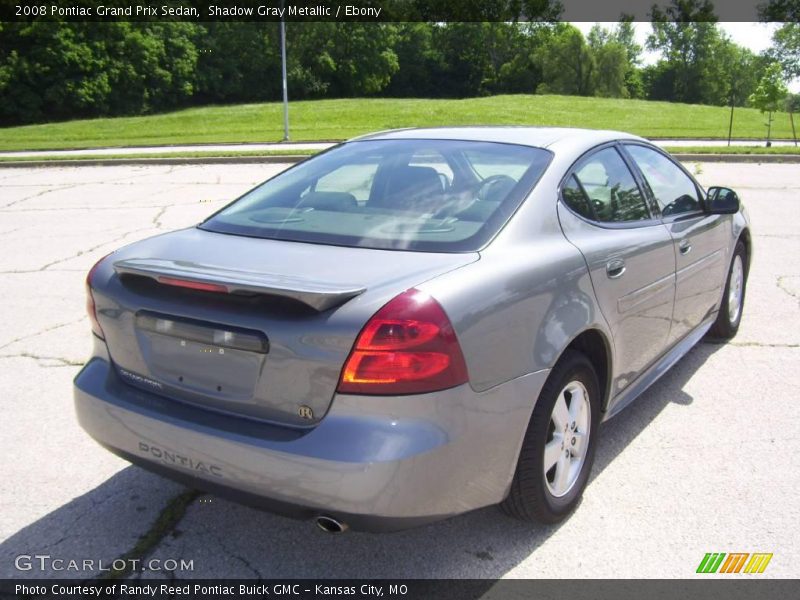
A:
[544, 380, 591, 498]
[728, 255, 744, 325]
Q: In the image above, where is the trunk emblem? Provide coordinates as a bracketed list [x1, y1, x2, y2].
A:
[118, 367, 164, 391]
[298, 405, 314, 420]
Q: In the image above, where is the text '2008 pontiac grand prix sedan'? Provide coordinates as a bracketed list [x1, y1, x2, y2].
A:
[74, 127, 750, 532]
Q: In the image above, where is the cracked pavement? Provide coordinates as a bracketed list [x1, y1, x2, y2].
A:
[0, 162, 797, 579]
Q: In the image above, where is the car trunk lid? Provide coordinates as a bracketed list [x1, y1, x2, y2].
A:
[91, 227, 477, 426]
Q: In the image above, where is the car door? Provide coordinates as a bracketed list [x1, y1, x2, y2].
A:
[557, 145, 676, 400]
[622, 143, 729, 345]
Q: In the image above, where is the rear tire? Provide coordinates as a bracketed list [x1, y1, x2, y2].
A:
[501, 349, 601, 524]
[708, 240, 747, 340]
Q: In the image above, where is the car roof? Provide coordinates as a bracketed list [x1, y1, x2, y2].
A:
[349, 126, 648, 151]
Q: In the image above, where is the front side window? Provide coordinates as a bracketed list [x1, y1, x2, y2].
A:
[201, 139, 552, 252]
[625, 144, 702, 217]
[562, 147, 650, 223]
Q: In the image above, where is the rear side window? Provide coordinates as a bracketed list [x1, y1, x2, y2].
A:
[562, 147, 650, 223]
[625, 144, 702, 217]
[562, 175, 594, 220]
[201, 139, 552, 252]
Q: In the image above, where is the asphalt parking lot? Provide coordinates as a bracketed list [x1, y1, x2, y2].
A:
[0, 161, 798, 579]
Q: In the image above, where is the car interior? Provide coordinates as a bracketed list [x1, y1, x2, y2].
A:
[235, 149, 525, 240]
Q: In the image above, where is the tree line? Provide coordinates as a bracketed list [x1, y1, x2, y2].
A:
[1, 10, 798, 126]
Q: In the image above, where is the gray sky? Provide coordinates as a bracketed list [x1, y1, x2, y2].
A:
[572, 22, 799, 92]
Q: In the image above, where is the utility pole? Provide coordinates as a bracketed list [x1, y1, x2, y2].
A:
[727, 66, 738, 147]
[280, 2, 289, 141]
[727, 94, 734, 147]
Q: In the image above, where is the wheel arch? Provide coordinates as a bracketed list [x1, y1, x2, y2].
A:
[738, 227, 752, 276]
[561, 328, 613, 412]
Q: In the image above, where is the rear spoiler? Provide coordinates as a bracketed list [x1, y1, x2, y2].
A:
[113, 258, 365, 311]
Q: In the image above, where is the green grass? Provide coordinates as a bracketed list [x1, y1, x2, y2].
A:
[0, 149, 318, 162]
[0, 95, 797, 152]
[665, 145, 800, 154]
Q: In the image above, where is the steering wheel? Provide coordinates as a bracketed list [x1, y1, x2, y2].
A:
[477, 174, 517, 201]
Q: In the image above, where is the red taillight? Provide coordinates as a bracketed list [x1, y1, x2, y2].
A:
[86, 254, 110, 339]
[156, 276, 229, 293]
[337, 289, 469, 395]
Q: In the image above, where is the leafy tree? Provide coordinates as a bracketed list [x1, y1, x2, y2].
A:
[384, 23, 444, 97]
[641, 62, 675, 102]
[586, 24, 612, 51]
[592, 42, 628, 98]
[0, 22, 111, 122]
[438, 22, 562, 97]
[757, 0, 800, 21]
[430, 23, 494, 97]
[645, 2, 760, 107]
[615, 16, 642, 66]
[537, 25, 595, 96]
[717, 44, 765, 108]
[698, 34, 766, 108]
[482, 23, 533, 94]
[480, 22, 560, 95]
[786, 92, 800, 114]
[768, 23, 800, 80]
[0, 22, 199, 124]
[615, 16, 645, 98]
[287, 24, 399, 98]
[109, 23, 199, 113]
[647, 0, 722, 104]
[1, 15, 786, 126]
[194, 23, 280, 103]
[493, 23, 557, 94]
[748, 62, 788, 144]
[587, 24, 629, 98]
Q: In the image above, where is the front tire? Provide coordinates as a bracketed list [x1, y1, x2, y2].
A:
[709, 240, 747, 340]
[501, 350, 601, 524]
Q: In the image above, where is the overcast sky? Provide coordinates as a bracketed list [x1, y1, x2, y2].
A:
[572, 22, 800, 93]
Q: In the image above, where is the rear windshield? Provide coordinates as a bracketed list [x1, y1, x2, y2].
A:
[200, 139, 552, 252]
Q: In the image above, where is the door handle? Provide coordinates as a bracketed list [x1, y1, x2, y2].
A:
[606, 258, 626, 279]
[679, 239, 692, 255]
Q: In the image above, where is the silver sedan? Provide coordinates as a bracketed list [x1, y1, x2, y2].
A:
[74, 127, 751, 532]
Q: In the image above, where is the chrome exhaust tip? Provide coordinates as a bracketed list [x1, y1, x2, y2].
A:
[315, 515, 348, 534]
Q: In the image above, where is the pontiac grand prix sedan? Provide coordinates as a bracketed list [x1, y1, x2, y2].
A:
[74, 127, 750, 532]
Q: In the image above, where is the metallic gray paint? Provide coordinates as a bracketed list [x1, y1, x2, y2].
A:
[556, 206, 676, 398]
[91, 227, 477, 426]
[75, 340, 550, 522]
[74, 127, 751, 529]
[114, 257, 367, 311]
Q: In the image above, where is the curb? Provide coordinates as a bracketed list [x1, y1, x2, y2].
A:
[672, 153, 800, 163]
[0, 153, 798, 169]
[651, 137, 797, 142]
[0, 141, 339, 154]
[0, 155, 309, 168]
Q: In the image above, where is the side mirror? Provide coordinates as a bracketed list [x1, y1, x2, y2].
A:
[707, 186, 740, 214]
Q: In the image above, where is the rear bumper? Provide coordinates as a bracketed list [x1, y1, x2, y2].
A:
[74, 351, 549, 532]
